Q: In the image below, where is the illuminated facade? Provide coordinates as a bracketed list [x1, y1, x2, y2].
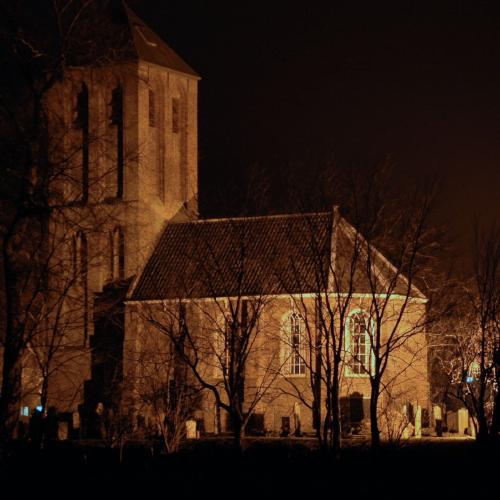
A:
[19, 2, 430, 440]
[20, 3, 198, 419]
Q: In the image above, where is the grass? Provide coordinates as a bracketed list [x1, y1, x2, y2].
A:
[1, 437, 498, 497]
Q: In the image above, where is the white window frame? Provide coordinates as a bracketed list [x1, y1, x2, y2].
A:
[345, 309, 374, 377]
[281, 312, 306, 377]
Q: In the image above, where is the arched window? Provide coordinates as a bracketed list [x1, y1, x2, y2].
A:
[172, 97, 180, 134]
[109, 226, 125, 280]
[172, 90, 188, 205]
[148, 89, 156, 127]
[110, 84, 124, 198]
[73, 231, 87, 282]
[282, 312, 306, 376]
[75, 83, 89, 202]
[73, 231, 88, 342]
[346, 310, 373, 376]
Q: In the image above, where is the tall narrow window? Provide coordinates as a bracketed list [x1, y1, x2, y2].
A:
[172, 97, 180, 134]
[75, 83, 89, 202]
[282, 313, 306, 375]
[74, 231, 88, 343]
[148, 89, 156, 127]
[110, 85, 124, 198]
[110, 226, 125, 280]
[346, 311, 372, 376]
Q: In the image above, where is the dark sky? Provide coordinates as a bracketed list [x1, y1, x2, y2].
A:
[130, 0, 500, 249]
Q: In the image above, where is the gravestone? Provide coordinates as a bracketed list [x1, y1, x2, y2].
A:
[58, 421, 69, 441]
[414, 405, 422, 438]
[458, 408, 469, 435]
[186, 419, 197, 439]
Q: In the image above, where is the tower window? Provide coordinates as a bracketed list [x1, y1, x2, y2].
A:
[172, 97, 180, 134]
[148, 89, 156, 127]
[110, 226, 125, 280]
[110, 85, 123, 126]
[73, 231, 88, 344]
[110, 85, 124, 198]
[75, 83, 89, 202]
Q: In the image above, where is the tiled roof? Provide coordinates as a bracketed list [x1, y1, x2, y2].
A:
[124, 4, 199, 77]
[131, 213, 332, 300]
[130, 211, 425, 301]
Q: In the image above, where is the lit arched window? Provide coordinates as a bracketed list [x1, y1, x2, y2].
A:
[346, 310, 372, 376]
[109, 226, 125, 280]
[282, 312, 306, 376]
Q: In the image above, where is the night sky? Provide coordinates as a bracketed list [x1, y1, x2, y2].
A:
[129, 0, 500, 252]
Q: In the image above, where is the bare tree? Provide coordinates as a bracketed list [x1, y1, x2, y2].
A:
[349, 163, 437, 450]
[438, 222, 500, 443]
[264, 161, 437, 453]
[0, 0, 137, 443]
[273, 206, 362, 455]
[128, 318, 202, 453]
[127, 216, 283, 453]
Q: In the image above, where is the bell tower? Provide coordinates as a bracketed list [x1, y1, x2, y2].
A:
[41, 1, 199, 413]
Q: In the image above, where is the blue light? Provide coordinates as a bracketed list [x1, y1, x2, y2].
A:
[36, 405, 43, 412]
[466, 376, 474, 383]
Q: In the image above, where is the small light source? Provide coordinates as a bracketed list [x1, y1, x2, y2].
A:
[36, 405, 43, 412]
[466, 376, 474, 383]
[20, 406, 29, 417]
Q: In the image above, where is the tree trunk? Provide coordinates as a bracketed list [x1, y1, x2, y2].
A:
[0, 342, 23, 443]
[0, 253, 24, 444]
[232, 413, 243, 455]
[476, 406, 489, 444]
[490, 376, 500, 440]
[215, 403, 221, 434]
[313, 311, 322, 447]
[476, 374, 490, 444]
[370, 380, 381, 450]
[330, 362, 341, 456]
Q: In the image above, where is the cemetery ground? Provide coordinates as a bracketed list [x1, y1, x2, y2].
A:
[1, 437, 498, 497]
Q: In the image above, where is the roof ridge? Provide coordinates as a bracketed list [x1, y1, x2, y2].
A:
[166, 211, 331, 225]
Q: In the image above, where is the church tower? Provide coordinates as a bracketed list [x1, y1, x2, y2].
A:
[37, 1, 199, 413]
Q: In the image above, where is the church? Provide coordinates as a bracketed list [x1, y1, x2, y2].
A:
[20, 2, 430, 440]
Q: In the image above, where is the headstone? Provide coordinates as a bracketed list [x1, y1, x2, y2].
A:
[414, 405, 422, 438]
[447, 411, 458, 432]
[458, 408, 469, 435]
[186, 419, 197, 439]
[58, 421, 68, 440]
[72, 412, 80, 430]
[433, 404, 442, 421]
[433, 404, 443, 436]
[293, 402, 301, 436]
